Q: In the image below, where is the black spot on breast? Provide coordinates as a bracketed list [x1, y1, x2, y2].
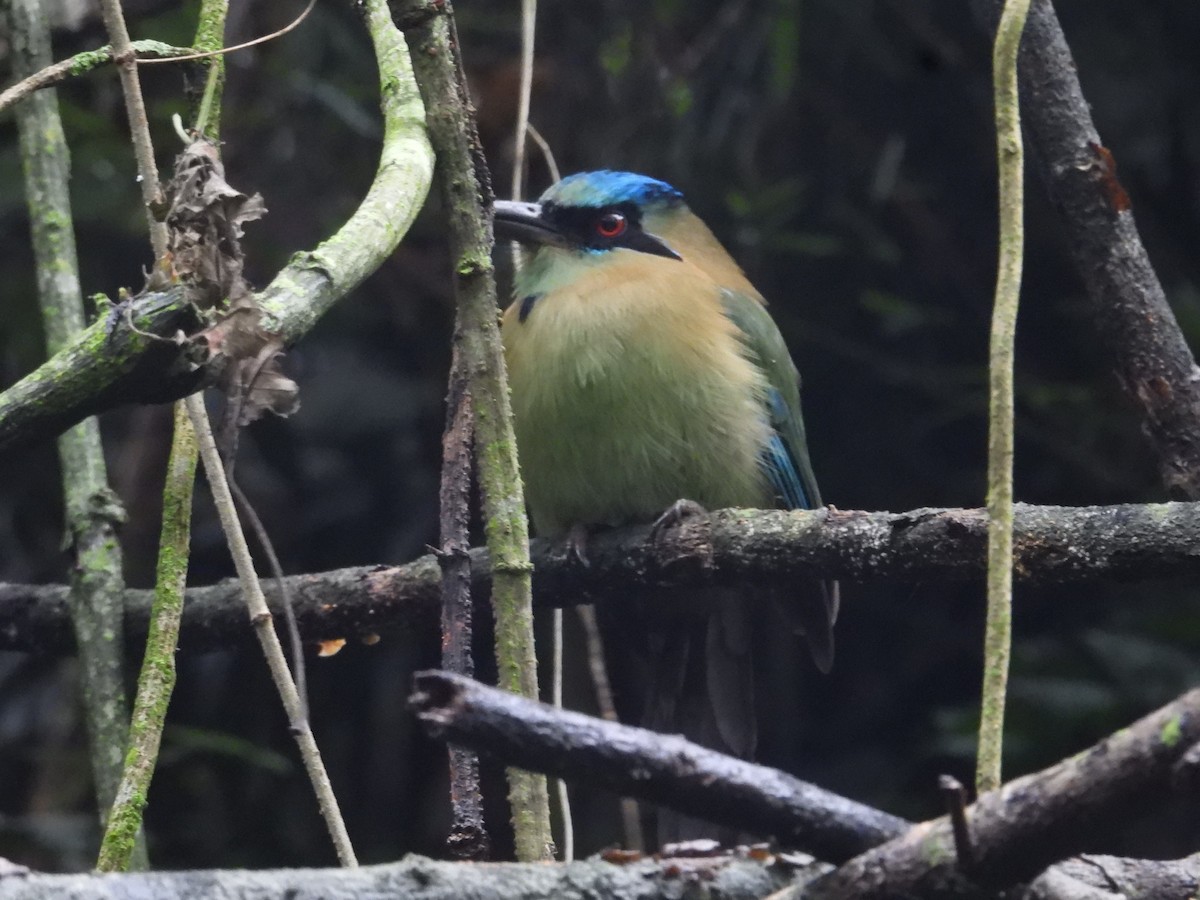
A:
[519, 294, 542, 323]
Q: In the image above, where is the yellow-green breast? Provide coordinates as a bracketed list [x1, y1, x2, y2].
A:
[502, 249, 773, 537]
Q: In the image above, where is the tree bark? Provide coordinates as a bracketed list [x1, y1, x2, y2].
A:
[2, 501, 1197, 656]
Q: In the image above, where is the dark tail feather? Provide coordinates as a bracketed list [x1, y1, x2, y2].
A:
[784, 579, 839, 674]
[645, 589, 755, 844]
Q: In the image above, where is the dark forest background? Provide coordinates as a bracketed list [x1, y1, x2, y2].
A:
[1, 0, 1199, 871]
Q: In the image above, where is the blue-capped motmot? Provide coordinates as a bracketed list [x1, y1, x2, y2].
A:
[494, 171, 837, 840]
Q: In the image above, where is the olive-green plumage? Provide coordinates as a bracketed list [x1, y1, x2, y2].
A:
[495, 171, 835, 841]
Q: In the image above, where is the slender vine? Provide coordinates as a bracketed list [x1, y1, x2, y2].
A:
[978, 0, 1032, 795]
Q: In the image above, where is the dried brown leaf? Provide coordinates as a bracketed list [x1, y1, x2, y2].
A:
[162, 138, 298, 426]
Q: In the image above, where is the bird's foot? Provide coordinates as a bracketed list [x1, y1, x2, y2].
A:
[650, 499, 709, 544]
[564, 523, 592, 568]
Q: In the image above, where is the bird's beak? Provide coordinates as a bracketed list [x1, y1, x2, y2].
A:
[621, 228, 682, 261]
[493, 200, 570, 249]
[493, 199, 683, 261]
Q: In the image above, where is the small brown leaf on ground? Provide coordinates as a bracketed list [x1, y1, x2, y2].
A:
[317, 639, 346, 657]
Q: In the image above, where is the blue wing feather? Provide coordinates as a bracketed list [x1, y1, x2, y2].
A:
[763, 419, 812, 510]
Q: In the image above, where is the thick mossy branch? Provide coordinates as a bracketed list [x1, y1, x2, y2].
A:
[2, 501, 1198, 656]
[8, 0, 134, 832]
[0, 289, 204, 452]
[0, 18, 433, 456]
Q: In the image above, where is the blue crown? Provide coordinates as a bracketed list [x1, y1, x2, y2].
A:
[540, 170, 684, 209]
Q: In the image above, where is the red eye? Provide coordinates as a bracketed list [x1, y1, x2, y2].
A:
[596, 212, 627, 238]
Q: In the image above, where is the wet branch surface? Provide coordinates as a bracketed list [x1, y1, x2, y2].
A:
[409, 671, 1200, 898]
[436, 345, 489, 859]
[3, 500, 1199, 655]
[409, 670, 910, 862]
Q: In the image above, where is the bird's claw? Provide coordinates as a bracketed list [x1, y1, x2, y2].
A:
[650, 499, 708, 544]
[565, 523, 592, 568]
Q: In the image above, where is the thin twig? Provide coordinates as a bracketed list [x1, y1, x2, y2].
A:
[525, 122, 560, 183]
[978, 0, 1030, 796]
[228, 476, 308, 720]
[438, 343, 490, 860]
[138, 0, 316, 66]
[510, 0, 536, 199]
[0, 40, 190, 114]
[552, 608, 572, 860]
[185, 392, 358, 866]
[938, 774, 974, 871]
[216, 343, 309, 722]
[96, 0, 168, 256]
[577, 605, 643, 851]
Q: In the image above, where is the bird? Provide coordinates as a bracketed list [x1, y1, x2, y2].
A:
[494, 170, 837, 842]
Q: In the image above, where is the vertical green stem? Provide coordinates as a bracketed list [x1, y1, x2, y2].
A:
[978, 0, 1031, 796]
[6, 0, 138, 856]
[190, 0, 228, 140]
[97, 402, 197, 871]
[392, 0, 553, 861]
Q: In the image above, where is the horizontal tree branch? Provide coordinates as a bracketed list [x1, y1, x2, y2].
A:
[410, 670, 911, 861]
[0, 853, 819, 899]
[0, 290, 206, 451]
[0, 19, 434, 456]
[0, 40, 194, 115]
[410, 670, 1200, 897]
[2, 501, 1199, 655]
[410, 672, 1200, 895]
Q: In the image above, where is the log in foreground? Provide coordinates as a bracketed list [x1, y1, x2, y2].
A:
[810, 688, 1200, 898]
[409, 670, 910, 862]
[0, 854, 1192, 900]
[1026, 853, 1200, 900]
[410, 671, 1200, 896]
[0, 854, 819, 899]
[3, 501, 1200, 656]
